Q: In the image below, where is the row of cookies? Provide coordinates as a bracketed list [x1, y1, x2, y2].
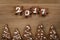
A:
[1, 24, 59, 40]
[15, 6, 48, 18]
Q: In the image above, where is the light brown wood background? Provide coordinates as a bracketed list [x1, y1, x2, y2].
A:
[0, 0, 60, 40]
[0, 0, 60, 4]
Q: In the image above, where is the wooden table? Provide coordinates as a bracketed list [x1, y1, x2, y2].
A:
[0, 0, 60, 40]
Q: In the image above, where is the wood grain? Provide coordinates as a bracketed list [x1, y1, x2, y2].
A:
[0, 0, 60, 4]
